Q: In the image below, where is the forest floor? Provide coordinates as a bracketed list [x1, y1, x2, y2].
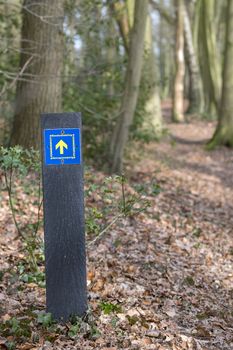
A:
[1, 117, 233, 350]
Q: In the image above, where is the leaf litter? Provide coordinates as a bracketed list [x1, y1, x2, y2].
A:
[0, 120, 233, 349]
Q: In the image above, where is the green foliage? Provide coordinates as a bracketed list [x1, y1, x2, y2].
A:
[87, 325, 101, 340]
[5, 342, 16, 350]
[18, 261, 45, 288]
[192, 227, 202, 238]
[68, 323, 80, 338]
[126, 315, 139, 326]
[112, 175, 152, 216]
[184, 276, 195, 286]
[196, 312, 209, 320]
[85, 172, 153, 243]
[134, 181, 162, 196]
[0, 270, 4, 281]
[68, 318, 81, 338]
[37, 312, 53, 327]
[0, 146, 41, 174]
[0, 309, 102, 346]
[0, 316, 31, 339]
[86, 206, 104, 235]
[68, 313, 101, 340]
[100, 302, 122, 315]
[86, 213, 101, 235]
[1, 0, 163, 163]
[0, 1, 21, 143]
[63, 1, 125, 167]
[229, 247, 233, 255]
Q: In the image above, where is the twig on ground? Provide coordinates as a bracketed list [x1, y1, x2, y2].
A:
[88, 213, 123, 247]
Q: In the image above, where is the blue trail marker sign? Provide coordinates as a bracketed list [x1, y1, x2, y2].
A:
[41, 113, 87, 322]
[44, 128, 81, 165]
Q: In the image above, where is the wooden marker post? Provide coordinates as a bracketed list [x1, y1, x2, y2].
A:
[41, 113, 87, 321]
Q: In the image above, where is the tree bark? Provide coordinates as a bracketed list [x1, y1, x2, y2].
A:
[112, 1, 162, 141]
[208, 0, 233, 148]
[142, 13, 162, 136]
[183, 0, 203, 114]
[172, 0, 185, 122]
[126, 0, 135, 28]
[157, 0, 173, 99]
[106, 6, 116, 97]
[196, 0, 221, 116]
[110, 1, 130, 54]
[10, 0, 64, 148]
[109, 0, 148, 173]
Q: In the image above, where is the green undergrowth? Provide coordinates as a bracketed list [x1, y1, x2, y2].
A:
[0, 309, 101, 348]
[100, 301, 122, 315]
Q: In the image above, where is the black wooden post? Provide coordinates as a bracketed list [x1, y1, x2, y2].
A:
[41, 112, 87, 322]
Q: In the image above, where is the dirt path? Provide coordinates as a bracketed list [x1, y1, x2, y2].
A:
[141, 121, 233, 348]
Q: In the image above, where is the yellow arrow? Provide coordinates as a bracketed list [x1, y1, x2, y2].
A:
[55, 139, 68, 155]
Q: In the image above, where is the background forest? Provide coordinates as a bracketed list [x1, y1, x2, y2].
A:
[0, 0, 232, 169]
[1, 0, 233, 350]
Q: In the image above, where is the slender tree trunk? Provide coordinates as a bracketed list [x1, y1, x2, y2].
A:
[106, 6, 116, 97]
[84, 6, 102, 89]
[183, 0, 203, 114]
[208, 0, 233, 148]
[109, 0, 148, 173]
[158, 0, 171, 99]
[142, 14, 162, 136]
[172, 0, 185, 122]
[196, 0, 221, 116]
[111, 1, 162, 143]
[10, 0, 64, 148]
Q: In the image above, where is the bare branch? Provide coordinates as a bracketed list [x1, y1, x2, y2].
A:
[0, 56, 33, 99]
[22, 3, 64, 26]
[88, 214, 123, 247]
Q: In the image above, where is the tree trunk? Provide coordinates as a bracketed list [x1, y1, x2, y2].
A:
[109, 0, 148, 173]
[10, 0, 64, 148]
[208, 0, 233, 148]
[158, 0, 173, 99]
[112, 1, 162, 141]
[110, 1, 130, 54]
[142, 13, 163, 136]
[126, 0, 135, 28]
[183, 0, 203, 114]
[196, 0, 221, 116]
[106, 6, 117, 97]
[172, 0, 185, 122]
